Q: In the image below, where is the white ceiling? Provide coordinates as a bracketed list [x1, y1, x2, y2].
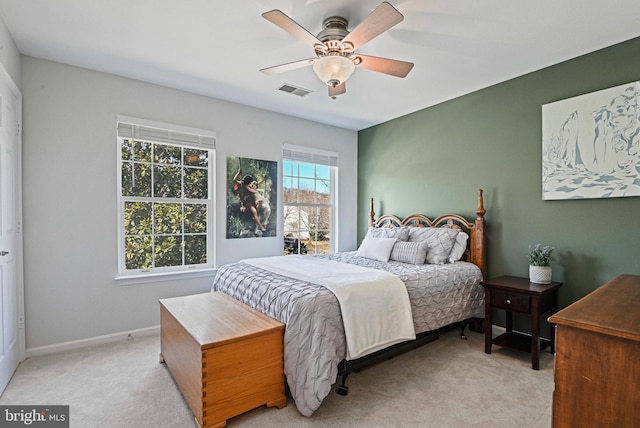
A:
[1, 0, 639, 131]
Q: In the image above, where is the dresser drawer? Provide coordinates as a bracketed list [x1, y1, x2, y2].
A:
[492, 290, 530, 313]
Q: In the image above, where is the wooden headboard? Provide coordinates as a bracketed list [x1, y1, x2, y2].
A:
[369, 189, 487, 278]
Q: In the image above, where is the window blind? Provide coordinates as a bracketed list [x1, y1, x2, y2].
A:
[283, 144, 338, 167]
[117, 118, 216, 149]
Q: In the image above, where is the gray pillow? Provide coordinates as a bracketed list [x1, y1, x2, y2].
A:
[408, 227, 459, 264]
[389, 241, 428, 264]
[366, 226, 409, 241]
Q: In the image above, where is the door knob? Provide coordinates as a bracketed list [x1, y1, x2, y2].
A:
[0, 251, 9, 256]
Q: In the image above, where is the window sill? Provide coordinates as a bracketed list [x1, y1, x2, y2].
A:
[115, 268, 217, 286]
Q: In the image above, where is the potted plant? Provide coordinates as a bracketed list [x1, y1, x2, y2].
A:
[528, 244, 554, 284]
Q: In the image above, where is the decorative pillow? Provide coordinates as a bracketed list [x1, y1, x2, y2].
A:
[448, 232, 469, 263]
[390, 241, 429, 265]
[365, 226, 409, 241]
[356, 237, 397, 262]
[407, 227, 459, 264]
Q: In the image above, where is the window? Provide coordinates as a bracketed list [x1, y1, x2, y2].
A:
[283, 145, 338, 255]
[116, 117, 215, 278]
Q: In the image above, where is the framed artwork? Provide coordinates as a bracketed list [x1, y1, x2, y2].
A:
[542, 81, 640, 200]
[226, 156, 277, 238]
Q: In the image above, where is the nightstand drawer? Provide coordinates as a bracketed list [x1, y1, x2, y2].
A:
[492, 290, 530, 313]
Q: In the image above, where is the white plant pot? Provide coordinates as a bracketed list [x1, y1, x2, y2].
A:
[529, 265, 552, 284]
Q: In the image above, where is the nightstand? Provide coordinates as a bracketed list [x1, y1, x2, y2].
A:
[481, 275, 562, 370]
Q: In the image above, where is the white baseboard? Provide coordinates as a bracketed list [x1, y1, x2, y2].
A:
[25, 325, 160, 358]
[491, 325, 507, 335]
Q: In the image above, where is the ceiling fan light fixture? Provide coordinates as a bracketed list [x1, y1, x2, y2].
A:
[261, 3, 411, 97]
[312, 56, 355, 87]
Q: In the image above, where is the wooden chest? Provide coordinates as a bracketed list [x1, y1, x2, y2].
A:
[160, 292, 286, 428]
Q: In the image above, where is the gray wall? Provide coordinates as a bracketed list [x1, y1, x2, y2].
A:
[358, 37, 640, 310]
[0, 16, 20, 88]
[21, 56, 358, 349]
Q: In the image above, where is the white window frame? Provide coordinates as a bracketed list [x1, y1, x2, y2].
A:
[283, 144, 338, 254]
[115, 115, 216, 283]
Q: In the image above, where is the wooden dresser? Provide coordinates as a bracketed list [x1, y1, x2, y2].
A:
[160, 292, 286, 428]
[548, 274, 640, 428]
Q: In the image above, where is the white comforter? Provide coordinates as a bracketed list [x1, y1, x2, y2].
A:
[244, 255, 416, 360]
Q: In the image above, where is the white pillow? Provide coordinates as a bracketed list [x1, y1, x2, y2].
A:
[390, 241, 428, 264]
[356, 236, 397, 262]
[448, 232, 469, 263]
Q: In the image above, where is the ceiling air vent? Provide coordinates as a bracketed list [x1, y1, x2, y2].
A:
[278, 84, 312, 97]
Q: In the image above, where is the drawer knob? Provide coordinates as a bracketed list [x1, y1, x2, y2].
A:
[506, 299, 512, 304]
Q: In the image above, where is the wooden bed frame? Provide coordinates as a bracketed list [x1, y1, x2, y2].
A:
[336, 189, 487, 395]
[369, 188, 486, 278]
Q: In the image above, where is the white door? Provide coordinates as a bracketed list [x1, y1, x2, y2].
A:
[0, 66, 24, 394]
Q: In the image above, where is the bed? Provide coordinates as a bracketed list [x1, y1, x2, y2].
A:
[211, 189, 487, 417]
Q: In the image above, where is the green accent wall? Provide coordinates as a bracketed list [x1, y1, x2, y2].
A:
[358, 36, 640, 309]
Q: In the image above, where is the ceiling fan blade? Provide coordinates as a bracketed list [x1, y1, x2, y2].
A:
[260, 58, 316, 75]
[262, 10, 324, 49]
[352, 54, 414, 78]
[341, 2, 404, 50]
[328, 82, 346, 99]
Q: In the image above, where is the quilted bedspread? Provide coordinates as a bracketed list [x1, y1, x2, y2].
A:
[211, 251, 484, 417]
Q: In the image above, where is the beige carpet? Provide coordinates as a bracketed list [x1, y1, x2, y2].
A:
[0, 328, 554, 427]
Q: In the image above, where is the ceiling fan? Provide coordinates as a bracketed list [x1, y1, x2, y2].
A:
[260, 2, 414, 99]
